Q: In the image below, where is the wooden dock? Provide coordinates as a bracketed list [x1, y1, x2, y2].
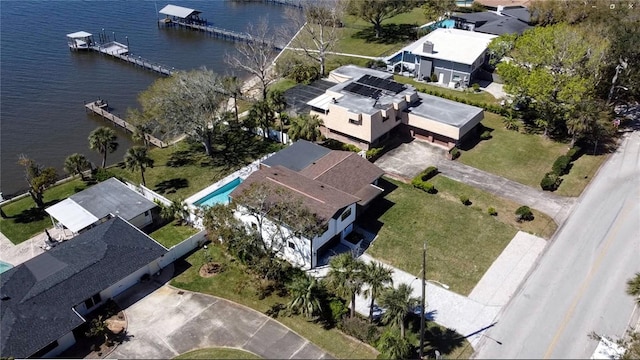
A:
[159, 19, 284, 50]
[89, 41, 175, 76]
[85, 100, 167, 148]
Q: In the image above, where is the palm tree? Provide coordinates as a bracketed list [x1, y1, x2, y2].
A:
[64, 153, 91, 180]
[132, 123, 151, 149]
[362, 262, 394, 322]
[161, 199, 189, 225]
[124, 146, 154, 186]
[222, 75, 243, 123]
[378, 283, 419, 339]
[627, 273, 640, 305]
[377, 328, 412, 360]
[324, 252, 365, 318]
[288, 114, 323, 142]
[287, 274, 323, 319]
[88, 126, 119, 168]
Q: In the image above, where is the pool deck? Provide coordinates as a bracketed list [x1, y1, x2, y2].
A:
[0, 227, 72, 266]
[184, 153, 274, 207]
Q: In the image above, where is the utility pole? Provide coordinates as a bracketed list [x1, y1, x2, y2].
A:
[419, 242, 426, 359]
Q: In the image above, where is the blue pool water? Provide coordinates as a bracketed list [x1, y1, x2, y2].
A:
[435, 19, 456, 29]
[194, 178, 243, 207]
[0, 260, 14, 274]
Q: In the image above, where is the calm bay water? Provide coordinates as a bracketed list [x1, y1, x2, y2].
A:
[0, 0, 289, 197]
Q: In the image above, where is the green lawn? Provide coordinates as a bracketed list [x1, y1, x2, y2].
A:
[394, 75, 499, 105]
[365, 178, 518, 296]
[174, 347, 260, 359]
[171, 246, 379, 359]
[150, 223, 199, 249]
[0, 178, 88, 244]
[268, 78, 297, 94]
[109, 138, 282, 201]
[556, 153, 608, 197]
[430, 175, 557, 239]
[334, 8, 428, 57]
[458, 113, 568, 188]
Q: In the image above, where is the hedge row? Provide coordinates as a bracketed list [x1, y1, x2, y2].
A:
[415, 86, 511, 116]
[412, 167, 438, 194]
[540, 146, 582, 191]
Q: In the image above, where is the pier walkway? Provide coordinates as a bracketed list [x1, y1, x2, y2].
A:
[85, 100, 168, 148]
[159, 19, 284, 50]
[89, 41, 175, 76]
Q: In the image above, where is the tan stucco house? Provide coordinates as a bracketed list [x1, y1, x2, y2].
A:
[307, 65, 484, 149]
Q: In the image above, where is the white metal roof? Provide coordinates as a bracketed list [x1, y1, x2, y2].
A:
[307, 93, 340, 111]
[159, 4, 201, 19]
[45, 199, 99, 234]
[66, 31, 92, 39]
[404, 28, 497, 65]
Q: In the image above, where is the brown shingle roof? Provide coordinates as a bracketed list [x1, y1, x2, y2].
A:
[298, 151, 351, 179]
[230, 165, 358, 222]
[310, 152, 385, 196]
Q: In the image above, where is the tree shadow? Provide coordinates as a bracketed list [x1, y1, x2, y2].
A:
[166, 150, 197, 167]
[422, 325, 466, 356]
[154, 178, 189, 194]
[12, 198, 62, 223]
[353, 23, 419, 44]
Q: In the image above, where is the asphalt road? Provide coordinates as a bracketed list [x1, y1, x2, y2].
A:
[474, 132, 640, 359]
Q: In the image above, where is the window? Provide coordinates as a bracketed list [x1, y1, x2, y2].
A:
[288, 241, 295, 249]
[340, 208, 352, 221]
[84, 293, 102, 309]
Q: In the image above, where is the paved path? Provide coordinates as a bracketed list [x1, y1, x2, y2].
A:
[473, 132, 640, 359]
[0, 227, 70, 266]
[347, 231, 546, 349]
[109, 281, 333, 359]
[374, 140, 576, 224]
[479, 82, 506, 100]
[436, 161, 576, 224]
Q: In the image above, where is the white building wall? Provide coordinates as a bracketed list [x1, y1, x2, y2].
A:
[234, 203, 356, 269]
[99, 264, 151, 300]
[42, 332, 76, 358]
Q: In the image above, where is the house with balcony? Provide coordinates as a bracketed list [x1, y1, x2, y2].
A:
[230, 140, 384, 269]
[386, 28, 497, 87]
[307, 65, 484, 149]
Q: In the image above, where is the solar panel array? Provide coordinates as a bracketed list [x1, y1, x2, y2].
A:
[343, 82, 382, 99]
[357, 75, 406, 94]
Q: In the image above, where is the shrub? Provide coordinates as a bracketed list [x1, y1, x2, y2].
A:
[460, 195, 471, 206]
[327, 298, 348, 325]
[420, 166, 439, 181]
[552, 155, 571, 176]
[339, 316, 381, 345]
[412, 179, 437, 194]
[430, 73, 438, 82]
[94, 168, 115, 182]
[288, 63, 319, 84]
[567, 146, 582, 161]
[487, 207, 498, 216]
[472, 83, 480, 92]
[540, 172, 561, 191]
[366, 147, 384, 161]
[449, 147, 461, 160]
[515, 206, 534, 222]
[480, 130, 492, 140]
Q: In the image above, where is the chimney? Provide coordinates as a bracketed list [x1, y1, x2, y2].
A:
[497, 5, 504, 15]
[423, 41, 434, 54]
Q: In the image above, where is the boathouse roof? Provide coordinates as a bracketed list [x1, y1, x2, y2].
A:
[66, 31, 92, 39]
[159, 4, 201, 19]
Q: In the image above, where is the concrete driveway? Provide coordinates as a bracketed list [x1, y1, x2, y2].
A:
[109, 284, 332, 359]
[374, 139, 445, 180]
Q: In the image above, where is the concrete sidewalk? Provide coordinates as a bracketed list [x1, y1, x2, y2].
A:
[436, 161, 575, 224]
[353, 231, 547, 349]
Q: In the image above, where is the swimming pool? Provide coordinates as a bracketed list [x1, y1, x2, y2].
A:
[0, 260, 14, 274]
[193, 177, 243, 207]
[434, 19, 455, 29]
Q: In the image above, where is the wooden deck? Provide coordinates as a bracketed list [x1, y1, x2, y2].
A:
[85, 101, 167, 148]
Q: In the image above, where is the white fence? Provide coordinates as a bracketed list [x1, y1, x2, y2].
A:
[254, 127, 291, 144]
[124, 182, 172, 207]
[158, 229, 207, 269]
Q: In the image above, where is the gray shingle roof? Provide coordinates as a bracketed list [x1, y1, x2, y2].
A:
[70, 178, 156, 221]
[262, 140, 331, 172]
[474, 17, 532, 35]
[0, 217, 167, 358]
